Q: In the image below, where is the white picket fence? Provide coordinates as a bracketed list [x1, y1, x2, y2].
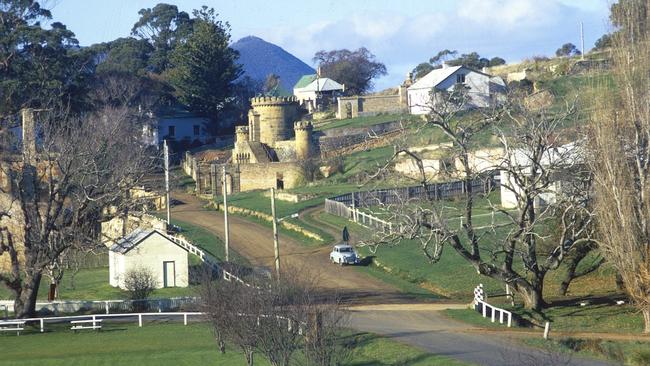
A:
[473, 284, 512, 327]
[324, 199, 393, 234]
[0, 311, 203, 334]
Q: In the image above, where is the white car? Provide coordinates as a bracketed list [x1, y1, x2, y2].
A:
[330, 244, 359, 265]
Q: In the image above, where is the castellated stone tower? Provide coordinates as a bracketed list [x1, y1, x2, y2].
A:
[294, 120, 313, 161]
[248, 96, 302, 147]
[235, 125, 249, 144]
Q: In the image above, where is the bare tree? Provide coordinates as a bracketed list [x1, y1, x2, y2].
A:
[0, 103, 157, 317]
[589, 0, 650, 333]
[361, 86, 597, 310]
[200, 268, 350, 366]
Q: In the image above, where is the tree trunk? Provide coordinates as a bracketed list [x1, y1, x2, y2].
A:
[643, 306, 650, 334]
[14, 272, 42, 318]
[514, 278, 545, 311]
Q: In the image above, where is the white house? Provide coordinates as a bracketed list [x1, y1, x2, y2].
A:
[407, 65, 506, 115]
[109, 228, 189, 289]
[293, 75, 345, 111]
[142, 106, 212, 147]
[499, 141, 584, 209]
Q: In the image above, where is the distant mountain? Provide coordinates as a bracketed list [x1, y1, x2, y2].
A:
[231, 36, 315, 92]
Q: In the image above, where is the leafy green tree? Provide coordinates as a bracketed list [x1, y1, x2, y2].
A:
[166, 6, 241, 131]
[488, 57, 506, 67]
[447, 52, 490, 69]
[94, 37, 153, 75]
[313, 47, 387, 95]
[412, 62, 435, 80]
[131, 3, 193, 73]
[0, 0, 89, 118]
[593, 33, 613, 50]
[263, 73, 281, 93]
[429, 49, 458, 66]
[555, 42, 582, 57]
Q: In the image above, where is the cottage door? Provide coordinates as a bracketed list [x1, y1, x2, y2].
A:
[163, 261, 176, 287]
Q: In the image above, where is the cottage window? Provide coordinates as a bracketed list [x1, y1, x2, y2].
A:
[168, 125, 175, 137]
[456, 74, 466, 83]
[193, 125, 200, 136]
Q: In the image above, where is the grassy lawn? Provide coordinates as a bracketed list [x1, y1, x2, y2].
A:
[0, 217, 238, 301]
[0, 267, 198, 301]
[523, 337, 650, 366]
[0, 323, 468, 366]
[315, 113, 409, 131]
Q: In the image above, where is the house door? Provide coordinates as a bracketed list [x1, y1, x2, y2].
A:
[163, 261, 176, 288]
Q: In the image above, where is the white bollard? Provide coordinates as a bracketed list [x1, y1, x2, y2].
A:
[543, 321, 550, 339]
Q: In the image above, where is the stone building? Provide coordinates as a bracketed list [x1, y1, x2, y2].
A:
[336, 73, 412, 119]
[228, 96, 315, 191]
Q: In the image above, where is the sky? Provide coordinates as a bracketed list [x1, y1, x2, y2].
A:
[45, 0, 611, 90]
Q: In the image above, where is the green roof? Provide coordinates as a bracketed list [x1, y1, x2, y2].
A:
[293, 74, 317, 89]
[265, 84, 292, 97]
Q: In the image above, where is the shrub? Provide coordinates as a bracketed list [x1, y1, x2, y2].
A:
[123, 267, 158, 301]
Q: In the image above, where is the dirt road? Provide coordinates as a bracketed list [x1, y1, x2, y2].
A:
[170, 192, 411, 304]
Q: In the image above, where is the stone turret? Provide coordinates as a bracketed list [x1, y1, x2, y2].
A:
[235, 125, 249, 143]
[294, 120, 313, 160]
[248, 96, 301, 147]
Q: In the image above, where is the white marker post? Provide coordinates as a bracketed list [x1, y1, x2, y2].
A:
[164, 140, 171, 226]
[271, 188, 280, 280]
[222, 166, 230, 262]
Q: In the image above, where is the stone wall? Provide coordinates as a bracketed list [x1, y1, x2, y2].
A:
[239, 162, 304, 191]
[336, 91, 408, 119]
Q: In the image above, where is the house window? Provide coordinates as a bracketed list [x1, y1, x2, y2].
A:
[193, 125, 200, 136]
[168, 125, 175, 137]
[456, 74, 466, 83]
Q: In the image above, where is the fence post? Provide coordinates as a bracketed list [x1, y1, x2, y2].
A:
[40, 318, 44, 333]
[507, 313, 512, 327]
[491, 308, 496, 323]
[184, 313, 187, 326]
[544, 322, 550, 339]
[482, 302, 487, 317]
[138, 314, 143, 327]
[105, 301, 109, 314]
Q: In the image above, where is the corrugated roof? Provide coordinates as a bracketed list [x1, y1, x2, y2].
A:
[408, 66, 463, 90]
[297, 78, 344, 92]
[293, 74, 317, 89]
[110, 228, 182, 255]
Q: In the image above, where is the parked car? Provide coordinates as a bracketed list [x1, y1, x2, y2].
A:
[330, 244, 359, 265]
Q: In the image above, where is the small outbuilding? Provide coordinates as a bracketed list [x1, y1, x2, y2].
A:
[109, 228, 189, 289]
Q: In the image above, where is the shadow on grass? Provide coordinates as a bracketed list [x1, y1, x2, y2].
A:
[358, 255, 375, 267]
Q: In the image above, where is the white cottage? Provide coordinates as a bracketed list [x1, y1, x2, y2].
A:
[109, 229, 189, 289]
[407, 65, 506, 115]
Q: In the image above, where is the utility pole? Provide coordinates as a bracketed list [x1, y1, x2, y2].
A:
[163, 139, 171, 226]
[271, 188, 280, 279]
[222, 166, 230, 262]
[580, 21, 585, 60]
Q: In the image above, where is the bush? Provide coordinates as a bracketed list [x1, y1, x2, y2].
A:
[123, 267, 158, 300]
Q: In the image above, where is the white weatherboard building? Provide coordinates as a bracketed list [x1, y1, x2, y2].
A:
[109, 229, 189, 289]
[407, 65, 506, 115]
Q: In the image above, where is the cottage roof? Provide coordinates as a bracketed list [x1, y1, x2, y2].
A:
[296, 78, 344, 92]
[293, 74, 317, 89]
[408, 66, 464, 90]
[110, 228, 181, 254]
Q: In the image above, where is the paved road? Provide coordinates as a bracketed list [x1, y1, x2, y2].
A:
[347, 304, 616, 366]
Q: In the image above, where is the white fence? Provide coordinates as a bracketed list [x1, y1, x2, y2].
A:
[0, 311, 203, 334]
[473, 284, 512, 327]
[0, 297, 198, 316]
[324, 199, 393, 234]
